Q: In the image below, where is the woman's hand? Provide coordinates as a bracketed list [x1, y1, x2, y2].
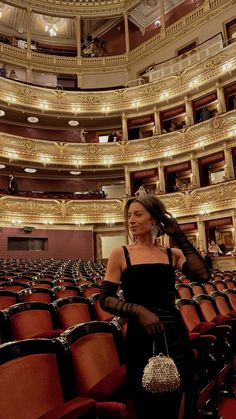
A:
[135, 305, 164, 335]
[156, 212, 182, 238]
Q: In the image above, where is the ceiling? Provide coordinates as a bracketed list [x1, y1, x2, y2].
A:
[0, 1, 185, 45]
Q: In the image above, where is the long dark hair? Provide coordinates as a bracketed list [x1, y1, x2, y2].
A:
[124, 195, 167, 238]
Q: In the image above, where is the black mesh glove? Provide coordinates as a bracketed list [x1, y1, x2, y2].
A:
[157, 212, 210, 282]
[100, 281, 164, 334]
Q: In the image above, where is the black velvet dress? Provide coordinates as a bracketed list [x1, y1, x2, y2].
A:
[120, 246, 196, 419]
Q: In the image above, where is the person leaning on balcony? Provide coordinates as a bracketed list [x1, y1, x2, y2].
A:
[199, 106, 212, 122]
[135, 185, 147, 197]
[9, 69, 16, 79]
[80, 128, 88, 143]
[0, 64, 7, 77]
[8, 174, 18, 195]
[208, 239, 223, 257]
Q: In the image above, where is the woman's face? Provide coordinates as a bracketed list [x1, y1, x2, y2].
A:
[127, 201, 153, 237]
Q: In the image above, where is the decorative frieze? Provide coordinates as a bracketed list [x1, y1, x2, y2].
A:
[0, 180, 235, 225]
[0, 110, 235, 167]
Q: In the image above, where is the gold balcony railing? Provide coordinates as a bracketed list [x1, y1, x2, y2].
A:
[0, 110, 235, 168]
[0, 180, 235, 225]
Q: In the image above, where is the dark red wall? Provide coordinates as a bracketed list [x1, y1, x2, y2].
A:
[0, 227, 94, 260]
[0, 123, 98, 142]
[0, 175, 98, 192]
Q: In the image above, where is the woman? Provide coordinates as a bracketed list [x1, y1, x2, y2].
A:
[208, 239, 222, 257]
[100, 195, 210, 419]
[134, 185, 147, 197]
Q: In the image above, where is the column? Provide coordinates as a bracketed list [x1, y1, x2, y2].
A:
[232, 212, 236, 248]
[26, 67, 32, 83]
[216, 81, 226, 114]
[223, 144, 234, 180]
[158, 162, 166, 193]
[75, 16, 81, 59]
[123, 12, 130, 55]
[26, 8, 32, 57]
[159, 0, 166, 38]
[190, 154, 200, 187]
[197, 218, 207, 251]
[185, 96, 194, 126]
[124, 166, 131, 196]
[154, 107, 161, 134]
[122, 113, 128, 141]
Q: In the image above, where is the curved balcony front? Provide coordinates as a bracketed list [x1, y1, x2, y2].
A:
[0, 180, 235, 225]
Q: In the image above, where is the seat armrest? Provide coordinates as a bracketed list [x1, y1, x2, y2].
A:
[87, 365, 127, 401]
[38, 397, 96, 419]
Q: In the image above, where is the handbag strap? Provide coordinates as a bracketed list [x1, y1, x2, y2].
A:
[152, 331, 169, 357]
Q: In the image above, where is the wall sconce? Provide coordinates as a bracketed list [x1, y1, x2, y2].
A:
[103, 158, 113, 168]
[200, 209, 210, 219]
[135, 156, 144, 165]
[106, 220, 115, 226]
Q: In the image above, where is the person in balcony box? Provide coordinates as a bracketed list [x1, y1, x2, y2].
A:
[8, 174, 18, 195]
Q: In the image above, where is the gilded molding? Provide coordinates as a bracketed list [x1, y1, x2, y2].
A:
[0, 110, 235, 166]
[0, 196, 124, 224]
[0, 181, 235, 224]
[4, 0, 140, 16]
[0, 42, 235, 114]
[161, 181, 236, 217]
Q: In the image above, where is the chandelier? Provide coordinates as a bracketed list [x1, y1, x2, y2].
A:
[43, 16, 62, 37]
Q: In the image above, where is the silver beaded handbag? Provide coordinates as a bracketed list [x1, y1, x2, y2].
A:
[142, 331, 181, 393]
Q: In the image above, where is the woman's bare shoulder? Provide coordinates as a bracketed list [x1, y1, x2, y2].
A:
[171, 247, 183, 256]
[108, 245, 126, 260]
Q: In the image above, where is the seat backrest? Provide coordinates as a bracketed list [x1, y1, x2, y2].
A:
[89, 293, 114, 321]
[202, 282, 217, 295]
[0, 338, 68, 419]
[222, 289, 236, 310]
[176, 299, 202, 333]
[212, 280, 227, 292]
[175, 284, 192, 299]
[0, 290, 20, 310]
[193, 295, 218, 322]
[61, 321, 124, 396]
[211, 291, 232, 316]
[189, 282, 206, 296]
[52, 285, 82, 300]
[54, 296, 93, 329]
[19, 288, 54, 303]
[224, 279, 236, 290]
[7, 302, 58, 341]
[82, 287, 101, 298]
[2, 281, 29, 292]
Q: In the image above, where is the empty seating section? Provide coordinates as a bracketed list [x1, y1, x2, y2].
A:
[0, 258, 235, 417]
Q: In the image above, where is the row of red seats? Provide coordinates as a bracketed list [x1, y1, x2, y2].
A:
[0, 320, 130, 419]
[0, 292, 113, 344]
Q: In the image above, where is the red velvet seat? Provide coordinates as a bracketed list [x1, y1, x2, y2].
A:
[89, 293, 114, 321]
[4, 301, 63, 342]
[53, 296, 94, 329]
[19, 287, 55, 303]
[175, 283, 193, 299]
[60, 320, 128, 417]
[1, 281, 30, 292]
[0, 338, 97, 419]
[0, 289, 21, 309]
[193, 294, 232, 326]
[52, 285, 82, 300]
[222, 289, 236, 311]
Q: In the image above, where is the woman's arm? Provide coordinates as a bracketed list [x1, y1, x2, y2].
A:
[157, 214, 210, 282]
